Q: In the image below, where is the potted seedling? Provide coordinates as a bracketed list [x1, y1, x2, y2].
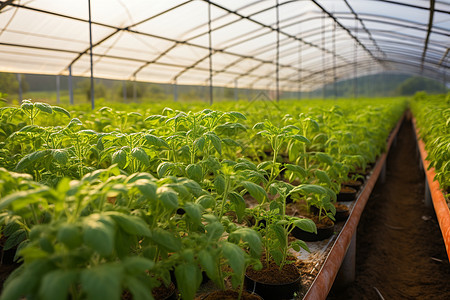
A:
[245, 180, 316, 299]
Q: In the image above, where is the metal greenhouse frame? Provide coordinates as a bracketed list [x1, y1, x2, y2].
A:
[0, 0, 448, 108]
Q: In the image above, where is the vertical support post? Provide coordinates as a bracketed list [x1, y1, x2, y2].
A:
[353, 17, 358, 99]
[207, 1, 213, 105]
[173, 80, 178, 102]
[333, 20, 337, 100]
[68, 65, 74, 105]
[17, 73, 23, 103]
[321, 12, 325, 99]
[234, 79, 238, 101]
[88, 0, 95, 110]
[298, 22, 302, 100]
[123, 81, 127, 102]
[133, 80, 137, 102]
[275, 0, 280, 102]
[56, 75, 60, 104]
[334, 233, 356, 288]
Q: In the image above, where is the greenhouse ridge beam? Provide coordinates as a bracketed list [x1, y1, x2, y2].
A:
[377, 0, 448, 14]
[0, 0, 13, 12]
[310, 0, 382, 67]
[421, 0, 435, 72]
[342, 0, 386, 58]
[3, 0, 308, 83]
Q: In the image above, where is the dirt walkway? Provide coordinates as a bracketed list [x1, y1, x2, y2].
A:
[328, 118, 450, 299]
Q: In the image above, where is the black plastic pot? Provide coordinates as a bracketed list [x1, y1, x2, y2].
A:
[337, 186, 357, 202]
[245, 265, 301, 300]
[152, 281, 177, 300]
[199, 290, 263, 300]
[342, 180, 363, 191]
[334, 204, 350, 222]
[1, 246, 17, 265]
[291, 221, 335, 241]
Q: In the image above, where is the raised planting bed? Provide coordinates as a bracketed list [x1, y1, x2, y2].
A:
[412, 117, 450, 262]
[291, 111, 406, 299]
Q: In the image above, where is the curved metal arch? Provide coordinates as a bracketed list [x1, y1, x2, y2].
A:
[336, 12, 449, 37]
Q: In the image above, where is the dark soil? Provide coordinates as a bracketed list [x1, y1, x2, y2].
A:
[198, 290, 262, 300]
[328, 119, 450, 299]
[246, 260, 300, 285]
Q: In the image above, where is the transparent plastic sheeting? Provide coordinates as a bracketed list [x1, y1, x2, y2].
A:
[0, 0, 448, 91]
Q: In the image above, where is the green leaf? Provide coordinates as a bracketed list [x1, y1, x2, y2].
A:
[52, 106, 71, 118]
[290, 184, 328, 196]
[106, 211, 151, 237]
[175, 263, 202, 300]
[123, 277, 154, 300]
[157, 162, 173, 178]
[112, 149, 127, 169]
[315, 152, 334, 165]
[131, 147, 150, 166]
[39, 269, 78, 300]
[81, 264, 122, 300]
[183, 202, 203, 225]
[82, 214, 115, 256]
[144, 134, 169, 148]
[35, 102, 53, 114]
[271, 223, 287, 249]
[198, 249, 219, 284]
[228, 227, 262, 257]
[284, 164, 307, 178]
[196, 194, 215, 209]
[205, 221, 224, 240]
[186, 164, 203, 182]
[222, 242, 245, 288]
[292, 134, 310, 144]
[144, 114, 166, 122]
[228, 192, 246, 222]
[315, 170, 332, 186]
[150, 228, 181, 252]
[228, 111, 246, 120]
[241, 181, 267, 203]
[52, 149, 68, 165]
[214, 175, 226, 195]
[194, 136, 205, 151]
[206, 132, 222, 154]
[57, 223, 82, 249]
[0, 187, 49, 211]
[293, 218, 317, 234]
[15, 149, 51, 171]
[135, 179, 158, 201]
[157, 186, 178, 210]
[123, 256, 155, 274]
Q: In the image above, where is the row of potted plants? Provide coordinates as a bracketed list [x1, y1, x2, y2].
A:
[0, 98, 407, 299]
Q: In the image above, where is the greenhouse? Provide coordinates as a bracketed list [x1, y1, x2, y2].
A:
[0, 1, 449, 299]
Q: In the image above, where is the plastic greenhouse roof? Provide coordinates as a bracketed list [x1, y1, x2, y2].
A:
[0, 0, 448, 91]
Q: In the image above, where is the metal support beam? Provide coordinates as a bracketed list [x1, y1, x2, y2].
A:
[123, 81, 127, 102]
[173, 80, 178, 102]
[234, 79, 238, 101]
[88, 0, 95, 110]
[68, 65, 74, 105]
[321, 12, 325, 99]
[16, 73, 22, 103]
[56, 75, 60, 104]
[333, 21, 337, 99]
[207, 0, 213, 105]
[421, 0, 436, 72]
[275, 0, 280, 102]
[133, 80, 137, 101]
[0, 0, 14, 12]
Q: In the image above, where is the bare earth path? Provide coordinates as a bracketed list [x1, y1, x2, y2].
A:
[328, 118, 450, 300]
